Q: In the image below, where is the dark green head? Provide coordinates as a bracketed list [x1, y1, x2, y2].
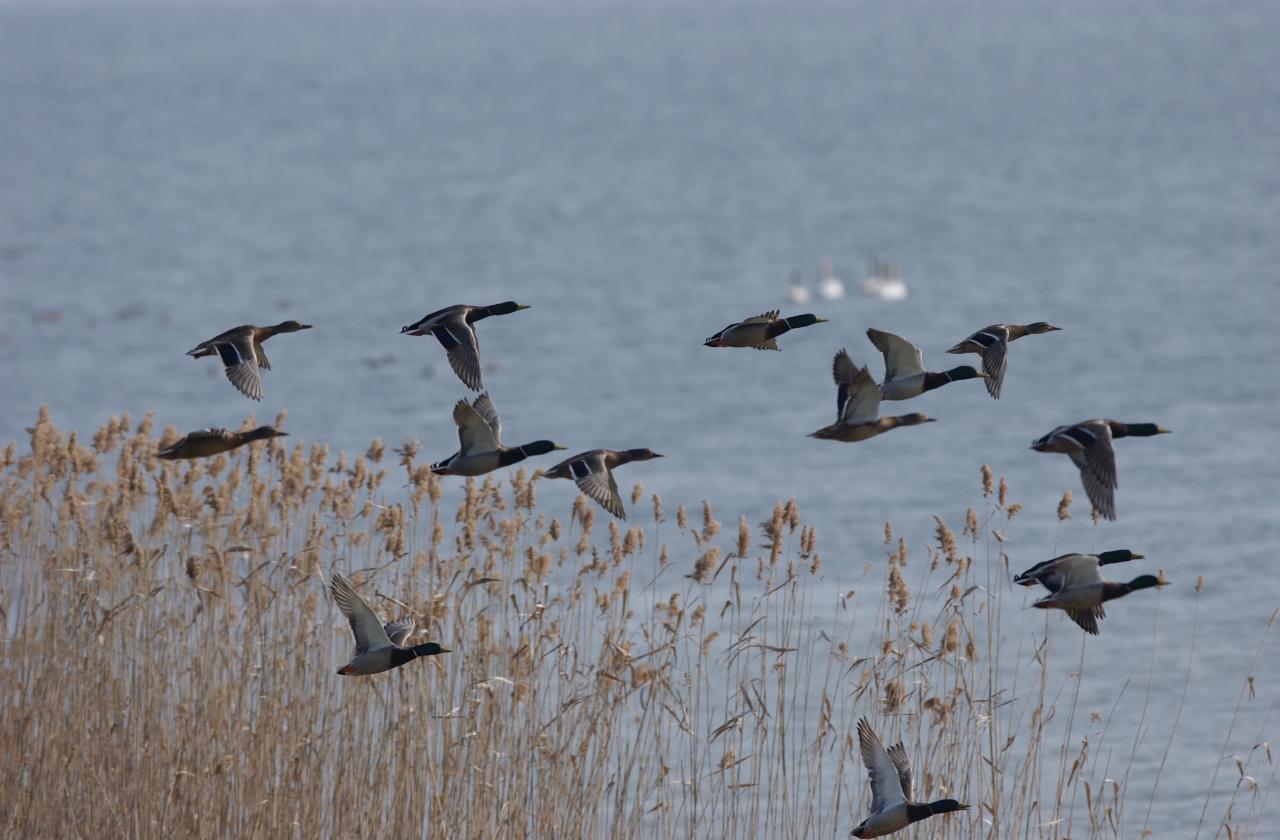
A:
[944, 365, 985, 382]
[488, 301, 530, 316]
[1098, 549, 1143, 565]
[412, 642, 450, 657]
[926, 799, 970, 815]
[1121, 422, 1170, 437]
[1125, 574, 1168, 592]
[520, 440, 565, 457]
[782, 313, 828, 329]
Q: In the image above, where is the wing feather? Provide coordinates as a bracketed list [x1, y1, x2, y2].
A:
[331, 571, 393, 656]
[857, 718, 907, 815]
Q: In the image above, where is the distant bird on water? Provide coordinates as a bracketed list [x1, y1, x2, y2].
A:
[1031, 419, 1169, 520]
[704, 310, 828, 350]
[331, 571, 448, 676]
[430, 392, 564, 477]
[850, 718, 969, 837]
[542, 448, 664, 520]
[786, 270, 811, 304]
[818, 257, 846, 301]
[157, 426, 287, 460]
[945, 321, 1060, 399]
[400, 302, 529, 391]
[186, 320, 313, 401]
[865, 328, 985, 401]
[809, 349, 935, 442]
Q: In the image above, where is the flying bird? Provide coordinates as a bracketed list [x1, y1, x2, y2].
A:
[850, 718, 969, 837]
[865, 328, 985, 401]
[542, 448, 663, 520]
[331, 570, 448, 676]
[809, 349, 935, 442]
[704, 310, 827, 350]
[186, 320, 313, 401]
[946, 321, 1060, 399]
[1031, 419, 1169, 520]
[157, 426, 287, 460]
[431, 393, 564, 477]
[401, 302, 529, 391]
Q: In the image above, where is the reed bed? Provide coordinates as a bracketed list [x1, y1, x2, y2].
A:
[0, 408, 1272, 839]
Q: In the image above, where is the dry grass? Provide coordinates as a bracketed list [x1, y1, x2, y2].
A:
[0, 408, 1273, 838]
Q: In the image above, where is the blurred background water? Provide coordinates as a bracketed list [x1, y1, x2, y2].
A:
[2, 0, 1277, 833]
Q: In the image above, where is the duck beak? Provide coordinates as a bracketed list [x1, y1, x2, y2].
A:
[1132, 552, 1145, 560]
[299, 324, 314, 330]
[553, 444, 567, 451]
[515, 304, 531, 311]
[815, 317, 829, 323]
[974, 371, 989, 378]
[1156, 426, 1172, 434]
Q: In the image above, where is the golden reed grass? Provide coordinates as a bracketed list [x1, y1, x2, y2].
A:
[0, 409, 1273, 838]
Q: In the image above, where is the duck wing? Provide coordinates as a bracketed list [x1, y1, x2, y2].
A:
[833, 350, 880, 425]
[857, 718, 907, 815]
[383, 619, 414, 647]
[214, 334, 263, 401]
[453, 398, 501, 455]
[471, 392, 503, 444]
[1066, 605, 1106, 635]
[569, 452, 626, 520]
[433, 311, 484, 391]
[1066, 423, 1118, 520]
[866, 329, 925, 382]
[980, 326, 1010, 399]
[885, 741, 913, 801]
[331, 571, 393, 656]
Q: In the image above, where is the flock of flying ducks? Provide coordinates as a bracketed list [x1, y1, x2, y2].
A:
[156, 300, 1173, 837]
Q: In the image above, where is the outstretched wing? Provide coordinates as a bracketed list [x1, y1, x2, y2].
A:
[1065, 605, 1106, 635]
[1067, 422, 1118, 520]
[331, 571, 393, 656]
[866, 329, 925, 382]
[215, 335, 263, 401]
[453, 399, 501, 455]
[383, 619, 414, 647]
[885, 741, 913, 801]
[433, 312, 484, 391]
[569, 453, 626, 520]
[471, 392, 503, 445]
[833, 350, 880, 425]
[857, 718, 907, 815]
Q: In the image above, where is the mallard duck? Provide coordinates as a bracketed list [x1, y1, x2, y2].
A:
[542, 448, 663, 520]
[1031, 419, 1170, 520]
[945, 322, 1060, 399]
[809, 349, 935, 442]
[431, 392, 564, 477]
[865, 328, 985, 401]
[157, 426, 287, 460]
[704, 310, 827, 350]
[1033, 573, 1169, 635]
[331, 571, 448, 676]
[1013, 549, 1144, 593]
[400, 302, 529, 391]
[851, 718, 969, 837]
[186, 320, 313, 401]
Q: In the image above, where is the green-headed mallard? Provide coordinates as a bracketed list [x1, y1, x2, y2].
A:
[430, 392, 563, 477]
[157, 426, 287, 460]
[865, 328, 985, 401]
[1031, 419, 1170, 520]
[851, 718, 969, 837]
[187, 320, 313, 401]
[1032, 572, 1169, 635]
[401, 302, 529, 391]
[704, 310, 827, 350]
[542, 448, 663, 520]
[809, 349, 935, 442]
[946, 322, 1060, 399]
[1013, 549, 1144, 594]
[331, 571, 449, 676]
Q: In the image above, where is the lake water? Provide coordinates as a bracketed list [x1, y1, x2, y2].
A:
[2, 0, 1277, 834]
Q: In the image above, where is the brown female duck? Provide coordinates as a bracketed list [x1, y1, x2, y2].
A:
[157, 426, 287, 460]
[186, 320, 313, 401]
[542, 448, 663, 520]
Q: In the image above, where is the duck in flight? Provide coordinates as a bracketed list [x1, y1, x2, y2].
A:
[186, 320, 313, 401]
[1014, 549, 1151, 634]
[704, 310, 827, 350]
[401, 302, 529, 391]
[1030, 569, 1168, 635]
[809, 349, 935, 442]
[1031, 419, 1169, 520]
[331, 570, 449, 676]
[157, 426, 287, 460]
[431, 393, 564, 477]
[851, 718, 969, 837]
[945, 321, 1060, 399]
[865, 328, 985, 401]
[542, 448, 663, 520]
